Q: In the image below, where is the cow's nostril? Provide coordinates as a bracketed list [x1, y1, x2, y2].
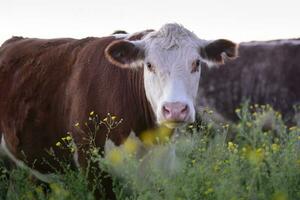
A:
[162, 105, 170, 114]
[181, 105, 188, 113]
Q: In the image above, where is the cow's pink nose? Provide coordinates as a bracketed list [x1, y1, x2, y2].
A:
[162, 102, 189, 122]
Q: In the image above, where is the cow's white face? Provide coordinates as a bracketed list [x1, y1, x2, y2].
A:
[106, 24, 237, 127]
[143, 39, 202, 125]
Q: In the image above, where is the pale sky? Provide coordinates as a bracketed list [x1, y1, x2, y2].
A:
[0, 0, 299, 44]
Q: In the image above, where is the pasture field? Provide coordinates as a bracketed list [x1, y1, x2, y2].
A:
[1, 105, 300, 200]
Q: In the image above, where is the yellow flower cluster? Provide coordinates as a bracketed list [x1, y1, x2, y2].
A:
[204, 188, 214, 195]
[247, 148, 265, 166]
[271, 143, 280, 152]
[62, 136, 72, 141]
[272, 191, 288, 200]
[141, 126, 172, 146]
[55, 142, 61, 147]
[106, 149, 123, 166]
[289, 126, 297, 131]
[55, 133, 75, 153]
[123, 138, 138, 155]
[235, 108, 241, 114]
[228, 142, 238, 153]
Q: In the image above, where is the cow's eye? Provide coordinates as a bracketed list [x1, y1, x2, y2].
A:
[191, 59, 201, 73]
[146, 62, 155, 72]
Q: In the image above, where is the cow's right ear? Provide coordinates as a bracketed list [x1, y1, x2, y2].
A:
[200, 39, 238, 66]
[105, 40, 145, 68]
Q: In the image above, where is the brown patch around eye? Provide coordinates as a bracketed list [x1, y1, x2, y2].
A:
[191, 59, 200, 73]
[146, 62, 155, 73]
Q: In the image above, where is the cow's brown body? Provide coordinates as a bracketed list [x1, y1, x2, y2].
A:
[198, 39, 300, 124]
[0, 35, 155, 174]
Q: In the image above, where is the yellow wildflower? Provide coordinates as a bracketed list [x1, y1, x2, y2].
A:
[74, 122, 79, 127]
[248, 148, 264, 165]
[55, 142, 61, 147]
[289, 126, 297, 131]
[223, 124, 230, 129]
[228, 142, 238, 153]
[276, 112, 282, 119]
[157, 126, 172, 143]
[235, 108, 241, 113]
[106, 149, 123, 165]
[65, 136, 72, 141]
[228, 142, 234, 148]
[246, 122, 252, 128]
[271, 143, 280, 152]
[111, 116, 116, 120]
[256, 148, 263, 153]
[272, 191, 288, 200]
[204, 188, 214, 195]
[214, 164, 220, 172]
[123, 138, 138, 155]
[91, 148, 98, 155]
[141, 131, 155, 146]
[89, 111, 94, 116]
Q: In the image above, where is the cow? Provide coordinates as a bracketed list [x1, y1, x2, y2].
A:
[0, 23, 237, 198]
[197, 39, 300, 126]
[112, 30, 128, 35]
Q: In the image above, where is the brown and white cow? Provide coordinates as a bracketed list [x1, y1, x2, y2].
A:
[197, 39, 300, 126]
[0, 23, 237, 197]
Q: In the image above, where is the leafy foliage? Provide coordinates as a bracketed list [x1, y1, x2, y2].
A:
[0, 105, 300, 200]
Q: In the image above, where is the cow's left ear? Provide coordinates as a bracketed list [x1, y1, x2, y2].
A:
[105, 40, 145, 68]
[200, 39, 238, 65]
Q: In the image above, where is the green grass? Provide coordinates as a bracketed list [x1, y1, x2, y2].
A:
[1, 104, 300, 200]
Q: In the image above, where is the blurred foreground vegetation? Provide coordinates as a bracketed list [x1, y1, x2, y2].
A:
[1, 104, 300, 200]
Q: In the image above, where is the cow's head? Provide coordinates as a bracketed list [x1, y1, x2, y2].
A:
[105, 23, 237, 127]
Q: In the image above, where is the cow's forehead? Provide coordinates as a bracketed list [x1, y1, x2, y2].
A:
[143, 23, 200, 50]
[141, 24, 201, 68]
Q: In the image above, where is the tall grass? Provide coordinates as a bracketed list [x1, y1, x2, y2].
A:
[0, 105, 300, 200]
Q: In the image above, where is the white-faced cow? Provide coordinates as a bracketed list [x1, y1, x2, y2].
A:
[0, 23, 237, 198]
[197, 39, 300, 126]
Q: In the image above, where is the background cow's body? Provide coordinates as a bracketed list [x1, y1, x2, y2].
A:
[198, 39, 300, 124]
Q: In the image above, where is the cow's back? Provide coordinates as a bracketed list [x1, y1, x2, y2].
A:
[198, 39, 300, 123]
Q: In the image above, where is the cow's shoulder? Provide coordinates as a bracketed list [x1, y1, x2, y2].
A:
[1, 36, 24, 46]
